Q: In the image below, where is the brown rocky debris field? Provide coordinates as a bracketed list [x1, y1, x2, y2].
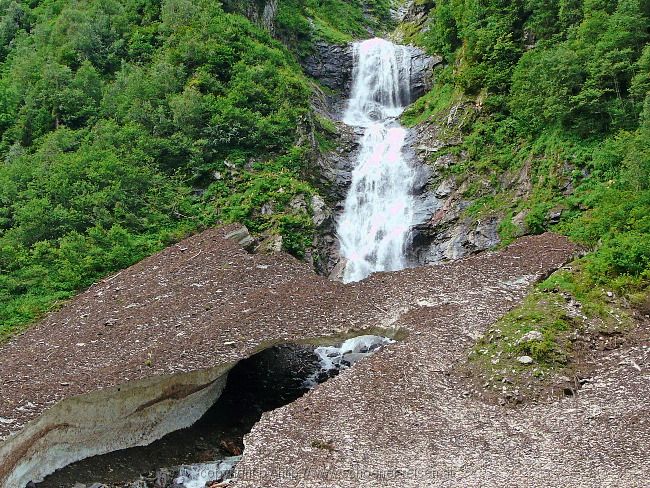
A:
[1, 226, 647, 487]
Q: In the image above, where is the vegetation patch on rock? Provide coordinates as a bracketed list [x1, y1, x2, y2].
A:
[465, 262, 647, 405]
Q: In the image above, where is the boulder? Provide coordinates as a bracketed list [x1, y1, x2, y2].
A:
[256, 234, 283, 254]
[224, 226, 256, 252]
[310, 195, 331, 228]
[518, 330, 543, 344]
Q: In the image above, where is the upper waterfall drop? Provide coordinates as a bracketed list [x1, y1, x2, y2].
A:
[343, 38, 411, 126]
[337, 38, 423, 283]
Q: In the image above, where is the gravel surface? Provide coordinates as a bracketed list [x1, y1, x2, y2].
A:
[0, 226, 617, 488]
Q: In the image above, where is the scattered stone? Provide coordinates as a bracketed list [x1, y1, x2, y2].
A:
[220, 439, 243, 456]
[547, 208, 563, 225]
[255, 234, 282, 254]
[289, 194, 307, 213]
[207, 481, 231, 488]
[224, 226, 256, 252]
[434, 178, 455, 198]
[518, 330, 543, 343]
[512, 210, 529, 236]
[517, 355, 534, 365]
[260, 202, 274, 215]
[154, 467, 173, 488]
[0, 228, 579, 486]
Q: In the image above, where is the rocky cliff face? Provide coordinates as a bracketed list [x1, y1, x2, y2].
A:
[407, 47, 442, 101]
[302, 41, 440, 276]
[405, 101, 537, 265]
[301, 41, 355, 95]
[405, 102, 499, 264]
[301, 41, 440, 116]
[222, 0, 278, 33]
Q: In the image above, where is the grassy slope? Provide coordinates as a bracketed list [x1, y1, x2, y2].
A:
[399, 0, 650, 392]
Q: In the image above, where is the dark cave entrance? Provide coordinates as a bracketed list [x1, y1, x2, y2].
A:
[36, 336, 391, 488]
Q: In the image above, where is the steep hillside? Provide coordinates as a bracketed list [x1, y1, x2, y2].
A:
[0, 0, 397, 337]
[396, 0, 650, 398]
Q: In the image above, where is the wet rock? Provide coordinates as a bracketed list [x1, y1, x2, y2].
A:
[314, 121, 358, 201]
[406, 46, 442, 101]
[154, 467, 174, 488]
[329, 257, 348, 281]
[301, 41, 354, 94]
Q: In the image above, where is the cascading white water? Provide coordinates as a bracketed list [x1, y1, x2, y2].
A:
[337, 38, 421, 283]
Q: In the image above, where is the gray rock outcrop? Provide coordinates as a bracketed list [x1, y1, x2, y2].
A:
[407, 47, 442, 101]
[301, 41, 355, 95]
[222, 0, 278, 33]
[405, 102, 511, 265]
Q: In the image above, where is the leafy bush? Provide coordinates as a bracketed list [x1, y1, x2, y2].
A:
[412, 0, 650, 290]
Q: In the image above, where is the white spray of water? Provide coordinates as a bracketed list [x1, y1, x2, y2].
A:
[304, 335, 394, 388]
[337, 38, 421, 283]
[174, 456, 241, 488]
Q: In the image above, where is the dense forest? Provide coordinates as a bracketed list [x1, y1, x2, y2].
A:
[0, 0, 648, 344]
[0, 0, 393, 336]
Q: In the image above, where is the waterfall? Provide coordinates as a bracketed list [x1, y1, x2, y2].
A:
[337, 38, 421, 283]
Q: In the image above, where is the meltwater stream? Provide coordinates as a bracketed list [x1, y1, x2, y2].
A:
[337, 38, 422, 283]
